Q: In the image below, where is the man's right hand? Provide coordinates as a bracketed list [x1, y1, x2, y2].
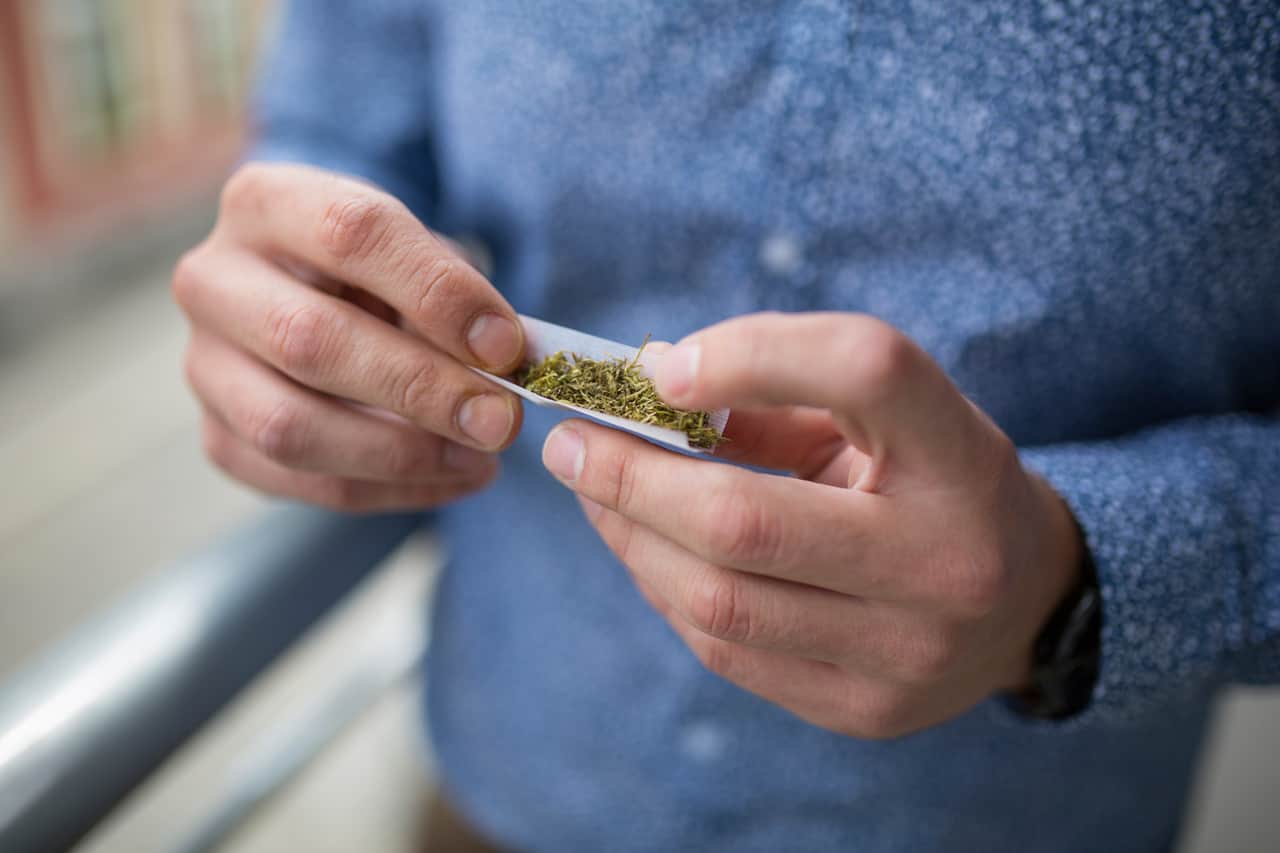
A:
[173, 162, 525, 511]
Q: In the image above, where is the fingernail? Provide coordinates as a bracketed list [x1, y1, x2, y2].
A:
[656, 342, 700, 403]
[459, 394, 514, 449]
[443, 441, 492, 472]
[543, 424, 584, 482]
[466, 313, 523, 370]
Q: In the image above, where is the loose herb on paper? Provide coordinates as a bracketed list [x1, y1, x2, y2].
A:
[518, 337, 723, 449]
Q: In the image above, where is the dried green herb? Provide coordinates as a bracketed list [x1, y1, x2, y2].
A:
[518, 336, 723, 449]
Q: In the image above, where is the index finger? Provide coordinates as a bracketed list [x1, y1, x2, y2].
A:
[542, 419, 901, 599]
[218, 162, 525, 372]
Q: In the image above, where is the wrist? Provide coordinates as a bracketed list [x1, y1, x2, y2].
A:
[1002, 472, 1086, 692]
[1006, 471, 1106, 719]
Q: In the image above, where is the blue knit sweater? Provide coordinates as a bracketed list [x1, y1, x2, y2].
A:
[252, 2, 1280, 850]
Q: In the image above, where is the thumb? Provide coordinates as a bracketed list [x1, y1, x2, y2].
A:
[654, 312, 986, 488]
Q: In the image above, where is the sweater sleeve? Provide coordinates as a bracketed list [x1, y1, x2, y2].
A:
[247, 0, 442, 220]
[1016, 411, 1280, 724]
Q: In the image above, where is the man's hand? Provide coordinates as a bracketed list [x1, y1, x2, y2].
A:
[542, 312, 1083, 738]
[174, 162, 524, 511]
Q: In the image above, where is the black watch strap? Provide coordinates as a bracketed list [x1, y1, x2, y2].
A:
[1018, 542, 1103, 720]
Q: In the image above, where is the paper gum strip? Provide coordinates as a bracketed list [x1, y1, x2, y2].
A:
[472, 315, 729, 454]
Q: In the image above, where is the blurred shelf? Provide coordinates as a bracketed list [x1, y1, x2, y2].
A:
[0, 0, 275, 251]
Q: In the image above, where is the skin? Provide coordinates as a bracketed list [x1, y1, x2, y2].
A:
[174, 162, 526, 512]
[179, 164, 1081, 738]
[542, 312, 1083, 739]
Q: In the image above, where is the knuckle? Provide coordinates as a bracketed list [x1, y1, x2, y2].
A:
[843, 689, 911, 740]
[389, 436, 451, 482]
[383, 441, 427, 481]
[990, 430, 1018, 466]
[604, 448, 640, 513]
[847, 319, 917, 397]
[314, 477, 366, 512]
[687, 572, 753, 643]
[266, 302, 338, 375]
[693, 636, 739, 680]
[413, 255, 462, 319]
[974, 430, 1021, 489]
[704, 486, 782, 566]
[201, 418, 233, 469]
[181, 344, 201, 392]
[405, 483, 453, 511]
[739, 311, 787, 339]
[318, 195, 393, 265]
[717, 312, 784, 389]
[605, 513, 639, 566]
[395, 358, 442, 418]
[247, 399, 308, 464]
[902, 629, 958, 682]
[220, 162, 271, 218]
[170, 246, 208, 310]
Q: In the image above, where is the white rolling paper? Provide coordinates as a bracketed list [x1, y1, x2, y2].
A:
[472, 315, 729, 453]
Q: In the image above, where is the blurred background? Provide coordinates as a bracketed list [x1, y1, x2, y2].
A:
[0, 2, 1276, 851]
[2, 3, 438, 852]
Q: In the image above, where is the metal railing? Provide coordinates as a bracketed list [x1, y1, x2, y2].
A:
[0, 505, 420, 853]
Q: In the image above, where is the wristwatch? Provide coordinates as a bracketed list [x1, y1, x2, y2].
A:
[1017, 542, 1103, 720]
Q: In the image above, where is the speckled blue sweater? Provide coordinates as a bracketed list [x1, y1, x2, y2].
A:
[252, 2, 1280, 850]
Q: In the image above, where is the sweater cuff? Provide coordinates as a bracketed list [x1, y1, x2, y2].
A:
[999, 426, 1250, 727]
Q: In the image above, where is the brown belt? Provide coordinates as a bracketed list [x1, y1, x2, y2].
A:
[419, 789, 504, 853]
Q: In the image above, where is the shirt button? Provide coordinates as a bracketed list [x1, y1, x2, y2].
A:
[759, 232, 803, 276]
[680, 720, 729, 763]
